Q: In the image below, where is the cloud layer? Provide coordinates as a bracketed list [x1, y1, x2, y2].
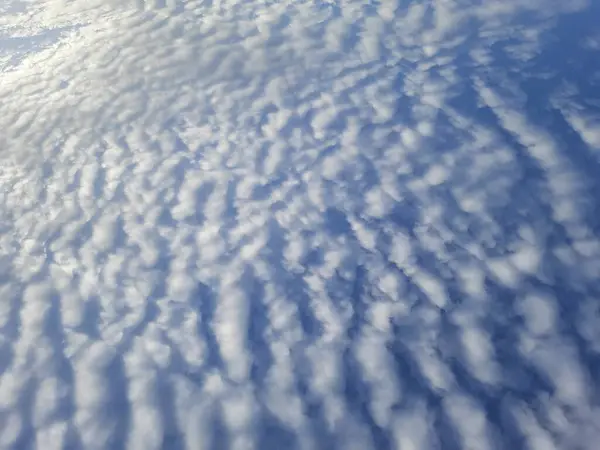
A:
[1, 0, 600, 449]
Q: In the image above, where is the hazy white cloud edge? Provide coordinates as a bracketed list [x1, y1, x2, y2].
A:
[1, 0, 599, 448]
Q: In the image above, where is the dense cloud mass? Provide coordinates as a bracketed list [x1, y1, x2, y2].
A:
[1, 0, 600, 448]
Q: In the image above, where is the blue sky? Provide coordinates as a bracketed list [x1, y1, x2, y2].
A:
[1, 1, 599, 449]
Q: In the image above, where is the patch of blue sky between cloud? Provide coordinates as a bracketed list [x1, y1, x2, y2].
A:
[1, 0, 600, 449]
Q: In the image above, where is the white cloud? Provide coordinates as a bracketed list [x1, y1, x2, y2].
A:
[0, 0, 599, 449]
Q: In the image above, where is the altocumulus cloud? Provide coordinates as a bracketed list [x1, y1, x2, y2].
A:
[1, 0, 600, 449]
